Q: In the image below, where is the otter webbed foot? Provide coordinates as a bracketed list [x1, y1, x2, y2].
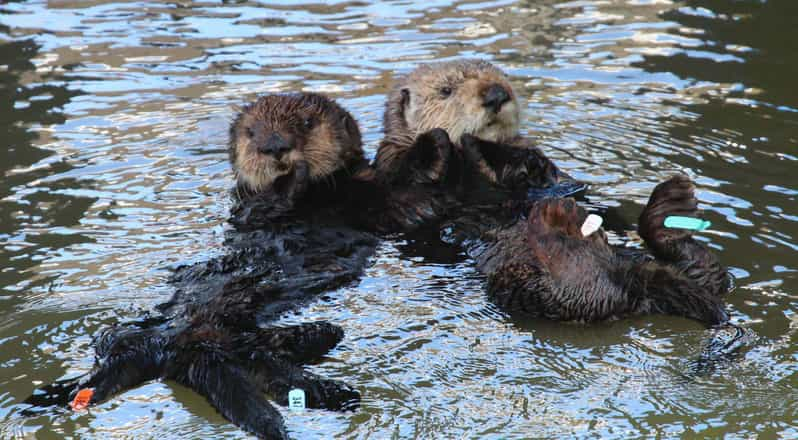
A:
[243, 321, 345, 365]
[637, 175, 732, 296]
[24, 325, 168, 414]
[239, 322, 360, 412]
[638, 174, 699, 255]
[528, 198, 608, 245]
[245, 352, 360, 412]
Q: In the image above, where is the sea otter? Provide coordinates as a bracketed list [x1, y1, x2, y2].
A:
[472, 175, 732, 325]
[375, 59, 582, 200]
[25, 93, 379, 440]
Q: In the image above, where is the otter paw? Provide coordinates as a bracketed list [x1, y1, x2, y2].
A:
[528, 198, 585, 239]
[410, 128, 453, 182]
[639, 174, 699, 247]
[420, 128, 452, 150]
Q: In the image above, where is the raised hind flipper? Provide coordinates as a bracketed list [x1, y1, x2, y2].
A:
[168, 345, 288, 440]
[638, 174, 731, 296]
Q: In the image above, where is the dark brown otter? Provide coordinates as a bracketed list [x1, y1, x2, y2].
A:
[25, 93, 377, 440]
[230, 93, 364, 194]
[474, 175, 731, 325]
[375, 59, 575, 194]
[226, 93, 379, 227]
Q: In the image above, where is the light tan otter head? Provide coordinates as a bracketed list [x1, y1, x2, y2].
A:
[384, 59, 520, 145]
[229, 93, 363, 193]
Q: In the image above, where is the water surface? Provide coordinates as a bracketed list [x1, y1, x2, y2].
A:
[1, 0, 796, 438]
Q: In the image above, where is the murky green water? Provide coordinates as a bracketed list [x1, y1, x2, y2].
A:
[1, 0, 796, 438]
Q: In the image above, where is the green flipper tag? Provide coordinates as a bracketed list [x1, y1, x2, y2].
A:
[664, 216, 711, 231]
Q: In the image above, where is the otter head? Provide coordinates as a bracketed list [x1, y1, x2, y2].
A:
[386, 59, 520, 145]
[229, 93, 363, 193]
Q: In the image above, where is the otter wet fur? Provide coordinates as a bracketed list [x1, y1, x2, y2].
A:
[475, 175, 731, 326]
[24, 93, 380, 440]
[375, 59, 584, 205]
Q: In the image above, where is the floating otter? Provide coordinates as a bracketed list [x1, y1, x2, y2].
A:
[25, 93, 380, 440]
[471, 175, 731, 325]
[375, 59, 582, 199]
[226, 92, 375, 224]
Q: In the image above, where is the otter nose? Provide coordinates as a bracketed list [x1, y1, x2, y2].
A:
[259, 133, 292, 157]
[483, 83, 511, 113]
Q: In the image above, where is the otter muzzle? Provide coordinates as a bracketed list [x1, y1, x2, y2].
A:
[259, 133, 292, 157]
[483, 84, 511, 113]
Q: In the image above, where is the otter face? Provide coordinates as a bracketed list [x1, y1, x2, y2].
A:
[229, 93, 363, 193]
[396, 59, 520, 144]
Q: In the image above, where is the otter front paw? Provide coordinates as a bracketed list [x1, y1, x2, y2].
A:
[406, 128, 454, 183]
[638, 174, 699, 249]
[281, 160, 311, 200]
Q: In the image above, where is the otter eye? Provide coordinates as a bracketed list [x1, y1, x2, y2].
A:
[440, 86, 453, 98]
[246, 127, 255, 138]
[303, 117, 314, 129]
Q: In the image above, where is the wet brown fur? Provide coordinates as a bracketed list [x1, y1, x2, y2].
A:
[476, 175, 731, 326]
[376, 59, 521, 184]
[229, 93, 365, 194]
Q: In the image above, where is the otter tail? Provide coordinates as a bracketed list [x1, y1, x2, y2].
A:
[686, 322, 757, 377]
[168, 346, 289, 440]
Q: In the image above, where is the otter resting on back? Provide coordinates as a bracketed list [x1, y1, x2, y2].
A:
[227, 92, 375, 227]
[474, 175, 732, 326]
[375, 59, 584, 220]
[25, 93, 376, 440]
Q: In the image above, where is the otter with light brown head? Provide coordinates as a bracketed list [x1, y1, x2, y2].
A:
[376, 59, 579, 195]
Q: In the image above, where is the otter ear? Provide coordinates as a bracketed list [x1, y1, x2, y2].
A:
[399, 88, 410, 111]
[342, 115, 360, 138]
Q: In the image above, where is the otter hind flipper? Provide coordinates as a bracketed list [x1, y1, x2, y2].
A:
[638, 174, 699, 253]
[638, 174, 732, 296]
[24, 328, 166, 414]
[246, 353, 360, 412]
[23, 377, 83, 411]
[245, 322, 344, 365]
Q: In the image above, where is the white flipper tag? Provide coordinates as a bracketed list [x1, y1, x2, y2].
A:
[581, 214, 603, 237]
[288, 389, 306, 411]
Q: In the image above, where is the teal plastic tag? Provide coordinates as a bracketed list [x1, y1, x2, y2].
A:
[664, 216, 711, 231]
[288, 389, 305, 411]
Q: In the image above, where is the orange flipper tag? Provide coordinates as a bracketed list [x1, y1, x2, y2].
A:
[70, 388, 94, 410]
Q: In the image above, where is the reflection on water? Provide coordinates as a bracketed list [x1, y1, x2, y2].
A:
[0, 0, 796, 438]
